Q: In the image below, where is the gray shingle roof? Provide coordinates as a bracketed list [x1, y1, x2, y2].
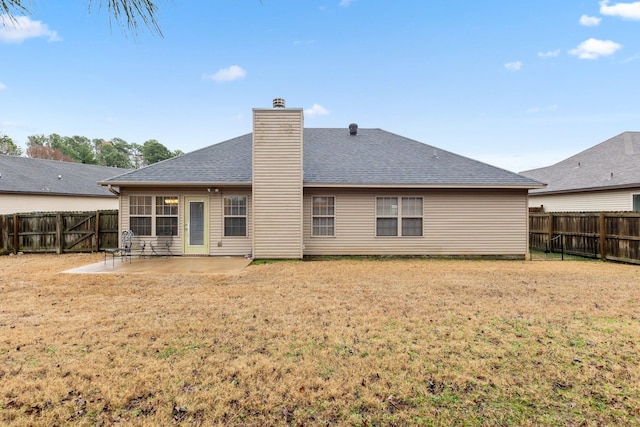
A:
[0, 155, 132, 197]
[520, 132, 640, 194]
[101, 128, 542, 188]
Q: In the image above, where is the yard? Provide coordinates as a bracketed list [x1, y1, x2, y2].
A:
[1, 254, 639, 426]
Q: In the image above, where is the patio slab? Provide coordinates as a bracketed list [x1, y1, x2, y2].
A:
[64, 256, 252, 275]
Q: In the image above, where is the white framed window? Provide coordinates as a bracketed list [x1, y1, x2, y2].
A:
[156, 196, 179, 236]
[376, 196, 423, 237]
[224, 196, 247, 237]
[130, 195, 152, 236]
[633, 194, 640, 212]
[312, 196, 335, 236]
[129, 195, 179, 237]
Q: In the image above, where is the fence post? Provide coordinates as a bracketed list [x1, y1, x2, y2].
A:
[95, 211, 100, 252]
[56, 213, 63, 254]
[547, 213, 554, 249]
[13, 214, 19, 254]
[599, 213, 606, 261]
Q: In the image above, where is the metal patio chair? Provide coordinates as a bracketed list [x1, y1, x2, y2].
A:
[104, 230, 134, 265]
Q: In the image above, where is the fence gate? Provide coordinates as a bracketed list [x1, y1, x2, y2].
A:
[1, 210, 119, 255]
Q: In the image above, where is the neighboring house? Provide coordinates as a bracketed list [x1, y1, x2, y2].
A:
[0, 155, 131, 215]
[520, 132, 640, 212]
[99, 100, 543, 259]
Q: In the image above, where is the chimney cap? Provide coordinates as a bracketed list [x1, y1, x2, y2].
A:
[349, 123, 358, 135]
[273, 98, 286, 108]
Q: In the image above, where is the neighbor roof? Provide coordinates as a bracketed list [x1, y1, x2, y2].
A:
[100, 128, 542, 188]
[520, 132, 640, 194]
[0, 155, 132, 197]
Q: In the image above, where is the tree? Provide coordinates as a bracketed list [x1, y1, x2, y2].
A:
[26, 145, 74, 161]
[0, 133, 22, 156]
[96, 139, 133, 168]
[141, 139, 173, 165]
[1, 0, 161, 35]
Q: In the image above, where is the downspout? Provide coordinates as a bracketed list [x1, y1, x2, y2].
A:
[107, 185, 120, 196]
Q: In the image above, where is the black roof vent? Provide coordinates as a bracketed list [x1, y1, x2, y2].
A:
[349, 123, 358, 136]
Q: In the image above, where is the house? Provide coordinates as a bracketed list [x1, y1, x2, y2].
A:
[0, 155, 131, 215]
[520, 132, 640, 212]
[99, 99, 543, 259]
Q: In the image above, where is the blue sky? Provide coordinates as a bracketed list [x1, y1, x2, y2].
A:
[1, 0, 639, 172]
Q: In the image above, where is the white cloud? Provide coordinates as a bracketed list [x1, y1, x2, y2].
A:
[305, 104, 330, 117]
[203, 65, 246, 83]
[538, 49, 561, 58]
[599, 0, 640, 20]
[526, 105, 559, 114]
[340, 0, 356, 7]
[0, 82, 6, 91]
[0, 15, 61, 43]
[621, 53, 640, 62]
[504, 61, 522, 71]
[579, 14, 602, 26]
[569, 38, 622, 59]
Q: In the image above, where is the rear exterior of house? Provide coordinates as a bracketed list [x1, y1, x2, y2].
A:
[101, 100, 542, 259]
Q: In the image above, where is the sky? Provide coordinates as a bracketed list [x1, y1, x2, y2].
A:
[1, 0, 640, 173]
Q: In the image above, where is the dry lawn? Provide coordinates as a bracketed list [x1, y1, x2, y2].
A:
[1, 254, 639, 426]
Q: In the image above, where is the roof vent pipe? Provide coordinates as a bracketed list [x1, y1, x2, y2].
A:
[273, 98, 286, 108]
[349, 123, 358, 135]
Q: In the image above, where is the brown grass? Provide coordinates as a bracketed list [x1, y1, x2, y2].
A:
[1, 254, 639, 426]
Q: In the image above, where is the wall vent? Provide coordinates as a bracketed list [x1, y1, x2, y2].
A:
[273, 98, 286, 108]
[349, 123, 358, 135]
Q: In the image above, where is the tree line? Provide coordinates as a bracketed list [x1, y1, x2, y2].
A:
[0, 133, 183, 168]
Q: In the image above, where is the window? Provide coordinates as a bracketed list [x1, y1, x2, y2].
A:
[224, 196, 247, 236]
[156, 196, 178, 236]
[312, 196, 335, 236]
[634, 194, 640, 212]
[376, 197, 398, 236]
[376, 196, 423, 237]
[130, 196, 152, 236]
[401, 197, 423, 236]
[129, 195, 178, 236]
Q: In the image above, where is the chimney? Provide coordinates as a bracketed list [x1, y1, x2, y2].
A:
[252, 99, 304, 259]
[349, 123, 358, 136]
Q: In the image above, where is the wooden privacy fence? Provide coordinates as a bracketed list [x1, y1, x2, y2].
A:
[0, 210, 119, 255]
[530, 212, 640, 264]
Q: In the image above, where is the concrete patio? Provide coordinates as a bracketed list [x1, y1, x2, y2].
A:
[64, 256, 252, 275]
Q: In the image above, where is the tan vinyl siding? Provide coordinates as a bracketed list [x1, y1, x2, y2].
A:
[529, 188, 640, 212]
[252, 108, 304, 258]
[303, 188, 529, 257]
[0, 194, 118, 215]
[211, 188, 252, 256]
[120, 187, 253, 256]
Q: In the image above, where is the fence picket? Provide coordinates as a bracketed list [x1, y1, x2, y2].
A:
[530, 212, 640, 264]
[0, 210, 118, 255]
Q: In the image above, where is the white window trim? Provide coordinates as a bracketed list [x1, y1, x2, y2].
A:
[375, 196, 424, 237]
[129, 195, 179, 237]
[223, 195, 248, 238]
[311, 195, 336, 237]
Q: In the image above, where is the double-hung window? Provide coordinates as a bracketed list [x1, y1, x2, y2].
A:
[156, 196, 178, 236]
[224, 196, 247, 237]
[129, 195, 178, 236]
[312, 196, 335, 236]
[376, 196, 423, 237]
[129, 196, 152, 236]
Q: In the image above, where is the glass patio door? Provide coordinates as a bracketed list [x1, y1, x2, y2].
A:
[184, 197, 209, 255]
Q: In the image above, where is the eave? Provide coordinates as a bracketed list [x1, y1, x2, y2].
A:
[529, 182, 640, 196]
